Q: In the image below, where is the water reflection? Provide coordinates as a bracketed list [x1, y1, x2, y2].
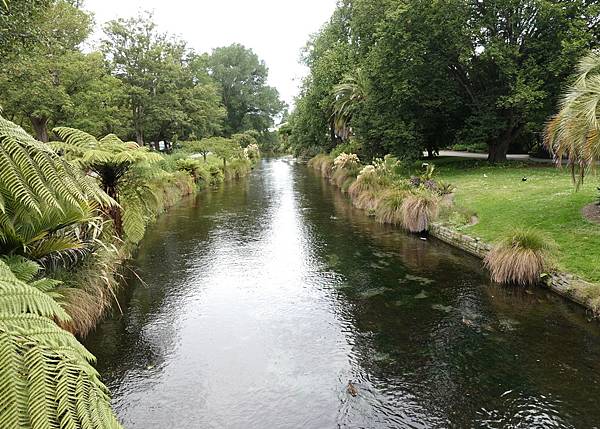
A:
[85, 158, 600, 428]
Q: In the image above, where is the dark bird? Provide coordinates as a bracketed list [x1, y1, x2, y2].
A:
[347, 380, 358, 397]
[522, 177, 528, 182]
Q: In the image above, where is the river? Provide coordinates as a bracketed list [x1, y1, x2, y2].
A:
[84, 158, 600, 428]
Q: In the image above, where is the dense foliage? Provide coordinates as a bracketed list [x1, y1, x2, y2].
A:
[289, 0, 600, 162]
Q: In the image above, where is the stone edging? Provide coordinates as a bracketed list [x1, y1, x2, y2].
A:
[429, 223, 598, 315]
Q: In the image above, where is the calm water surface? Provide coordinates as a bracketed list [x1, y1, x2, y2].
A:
[85, 158, 600, 428]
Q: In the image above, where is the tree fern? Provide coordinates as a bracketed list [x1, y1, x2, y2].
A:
[0, 116, 114, 266]
[52, 127, 162, 242]
[0, 260, 122, 429]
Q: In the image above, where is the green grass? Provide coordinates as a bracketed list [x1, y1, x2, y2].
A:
[434, 158, 600, 282]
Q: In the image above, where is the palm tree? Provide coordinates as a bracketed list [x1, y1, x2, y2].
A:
[544, 51, 600, 187]
[52, 127, 163, 243]
[331, 68, 368, 141]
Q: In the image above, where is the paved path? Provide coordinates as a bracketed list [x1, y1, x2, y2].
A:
[426, 150, 556, 164]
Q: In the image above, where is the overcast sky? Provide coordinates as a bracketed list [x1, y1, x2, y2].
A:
[84, 0, 337, 107]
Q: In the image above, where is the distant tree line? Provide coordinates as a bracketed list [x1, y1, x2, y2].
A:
[0, 1, 285, 146]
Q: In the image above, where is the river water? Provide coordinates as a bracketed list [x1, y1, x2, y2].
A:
[85, 158, 600, 428]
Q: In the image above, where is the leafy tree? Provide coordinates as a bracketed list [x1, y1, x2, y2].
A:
[102, 13, 225, 145]
[52, 127, 162, 242]
[232, 132, 258, 148]
[0, 1, 97, 141]
[208, 44, 285, 135]
[209, 137, 242, 168]
[181, 139, 213, 162]
[0, 0, 51, 56]
[544, 51, 600, 186]
[292, 0, 599, 162]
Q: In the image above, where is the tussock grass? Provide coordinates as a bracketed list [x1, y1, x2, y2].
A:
[308, 154, 334, 178]
[484, 229, 556, 286]
[348, 171, 380, 200]
[375, 189, 409, 225]
[331, 164, 361, 189]
[57, 245, 125, 336]
[353, 189, 383, 211]
[401, 190, 440, 232]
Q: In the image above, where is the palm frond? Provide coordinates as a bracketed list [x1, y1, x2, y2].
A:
[544, 51, 600, 187]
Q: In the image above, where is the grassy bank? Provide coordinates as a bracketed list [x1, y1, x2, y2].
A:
[309, 153, 600, 314]
[433, 158, 600, 282]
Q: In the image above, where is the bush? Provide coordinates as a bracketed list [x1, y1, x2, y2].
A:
[208, 163, 224, 185]
[484, 229, 556, 286]
[401, 190, 440, 232]
[330, 138, 363, 158]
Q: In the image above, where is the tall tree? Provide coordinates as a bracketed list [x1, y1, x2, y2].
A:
[208, 43, 284, 135]
[0, 0, 100, 141]
[102, 13, 225, 145]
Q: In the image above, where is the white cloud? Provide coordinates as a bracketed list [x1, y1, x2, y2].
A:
[84, 0, 337, 107]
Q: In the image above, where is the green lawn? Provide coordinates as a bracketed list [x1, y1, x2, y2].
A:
[434, 158, 600, 282]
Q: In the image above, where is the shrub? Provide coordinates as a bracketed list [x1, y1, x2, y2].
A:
[176, 158, 205, 181]
[331, 154, 361, 189]
[348, 165, 378, 199]
[484, 229, 556, 286]
[333, 152, 360, 170]
[401, 190, 440, 232]
[208, 164, 224, 185]
[243, 143, 261, 162]
[375, 189, 409, 225]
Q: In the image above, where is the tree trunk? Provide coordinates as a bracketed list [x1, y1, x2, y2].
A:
[30, 116, 49, 142]
[135, 126, 144, 146]
[487, 140, 510, 163]
[488, 115, 524, 163]
[105, 184, 123, 237]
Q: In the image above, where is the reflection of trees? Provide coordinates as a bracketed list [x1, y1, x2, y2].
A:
[84, 162, 274, 390]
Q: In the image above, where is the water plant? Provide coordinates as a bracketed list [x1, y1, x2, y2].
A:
[484, 228, 556, 286]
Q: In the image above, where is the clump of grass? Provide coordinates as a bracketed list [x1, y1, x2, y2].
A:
[375, 189, 409, 225]
[484, 228, 557, 286]
[341, 176, 356, 193]
[401, 190, 440, 232]
[353, 189, 383, 211]
[308, 154, 334, 178]
[348, 167, 379, 200]
[331, 164, 361, 188]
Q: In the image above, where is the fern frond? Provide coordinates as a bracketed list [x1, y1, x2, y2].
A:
[0, 261, 122, 429]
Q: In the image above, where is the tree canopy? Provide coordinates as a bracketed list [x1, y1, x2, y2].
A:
[289, 0, 600, 162]
[208, 44, 285, 135]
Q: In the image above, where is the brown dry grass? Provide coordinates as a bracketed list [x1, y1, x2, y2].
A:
[375, 189, 409, 225]
[483, 229, 556, 286]
[401, 191, 440, 232]
[308, 154, 334, 178]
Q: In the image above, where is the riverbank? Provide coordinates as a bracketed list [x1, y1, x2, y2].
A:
[308, 154, 600, 316]
[56, 155, 257, 336]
